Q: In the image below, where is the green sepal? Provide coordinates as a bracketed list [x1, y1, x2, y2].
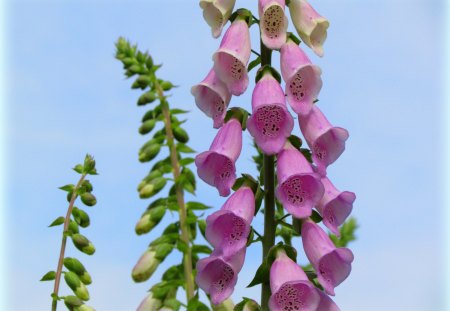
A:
[163, 298, 181, 311]
[286, 31, 301, 45]
[300, 148, 313, 163]
[162, 265, 183, 282]
[234, 298, 261, 311]
[247, 262, 269, 288]
[187, 294, 210, 311]
[198, 220, 207, 239]
[48, 216, 65, 227]
[186, 201, 211, 211]
[59, 184, 75, 192]
[287, 135, 303, 150]
[40, 271, 56, 281]
[247, 57, 261, 72]
[310, 210, 323, 223]
[83, 154, 96, 175]
[179, 157, 195, 166]
[267, 243, 297, 267]
[73, 164, 84, 174]
[255, 65, 281, 84]
[229, 8, 252, 26]
[224, 107, 249, 130]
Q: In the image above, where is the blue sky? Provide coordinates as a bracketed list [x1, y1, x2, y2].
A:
[1, 0, 448, 310]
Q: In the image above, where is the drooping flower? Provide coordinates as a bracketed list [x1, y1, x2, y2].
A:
[258, 0, 288, 50]
[275, 142, 324, 218]
[317, 177, 356, 236]
[280, 38, 322, 116]
[199, 0, 236, 38]
[298, 105, 349, 175]
[196, 248, 246, 305]
[195, 119, 242, 196]
[316, 290, 341, 311]
[213, 17, 251, 96]
[301, 220, 354, 295]
[288, 0, 330, 57]
[247, 69, 294, 155]
[269, 250, 320, 311]
[206, 187, 255, 256]
[191, 69, 232, 128]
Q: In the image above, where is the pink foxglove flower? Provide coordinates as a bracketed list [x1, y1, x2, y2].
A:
[196, 248, 246, 305]
[206, 187, 255, 256]
[213, 18, 251, 96]
[302, 220, 354, 295]
[288, 0, 330, 57]
[195, 119, 242, 196]
[269, 251, 320, 311]
[280, 39, 322, 115]
[199, 0, 236, 38]
[276, 143, 324, 218]
[317, 177, 356, 236]
[247, 70, 294, 155]
[258, 0, 288, 50]
[316, 290, 341, 311]
[299, 105, 349, 175]
[191, 69, 232, 128]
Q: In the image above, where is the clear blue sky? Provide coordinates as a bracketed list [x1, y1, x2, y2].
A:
[2, 0, 447, 310]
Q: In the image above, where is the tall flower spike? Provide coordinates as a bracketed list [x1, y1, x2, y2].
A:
[195, 119, 243, 196]
[317, 177, 356, 236]
[200, 0, 236, 38]
[196, 248, 246, 305]
[206, 187, 255, 256]
[301, 220, 354, 296]
[191, 69, 232, 128]
[269, 251, 320, 311]
[288, 0, 330, 57]
[258, 0, 288, 50]
[280, 38, 322, 116]
[275, 142, 324, 218]
[212, 17, 251, 96]
[298, 105, 349, 176]
[247, 69, 294, 155]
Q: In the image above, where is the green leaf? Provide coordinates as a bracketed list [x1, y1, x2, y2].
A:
[247, 262, 269, 288]
[170, 108, 189, 114]
[59, 184, 75, 192]
[164, 298, 181, 311]
[40, 271, 56, 281]
[198, 220, 207, 239]
[192, 244, 212, 255]
[330, 218, 358, 247]
[176, 239, 189, 254]
[162, 265, 182, 282]
[48, 216, 65, 227]
[247, 56, 261, 72]
[300, 148, 313, 163]
[186, 201, 211, 211]
[187, 295, 210, 311]
[73, 164, 84, 174]
[176, 143, 195, 153]
[179, 157, 194, 166]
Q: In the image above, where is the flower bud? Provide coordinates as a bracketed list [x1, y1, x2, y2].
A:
[137, 91, 157, 106]
[72, 207, 90, 228]
[212, 298, 235, 311]
[160, 81, 174, 91]
[74, 305, 96, 311]
[64, 295, 83, 309]
[132, 249, 160, 282]
[139, 144, 161, 162]
[64, 257, 92, 285]
[139, 119, 156, 135]
[64, 271, 90, 301]
[80, 193, 97, 207]
[172, 126, 189, 143]
[135, 205, 166, 235]
[139, 177, 167, 199]
[72, 234, 96, 255]
[136, 292, 162, 311]
[83, 154, 96, 174]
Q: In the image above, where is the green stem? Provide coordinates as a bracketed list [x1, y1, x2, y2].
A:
[260, 40, 275, 311]
[52, 174, 86, 311]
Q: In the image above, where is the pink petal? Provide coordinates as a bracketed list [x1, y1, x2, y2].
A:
[316, 290, 341, 311]
[269, 251, 308, 293]
[269, 281, 321, 311]
[200, 0, 236, 38]
[258, 0, 288, 50]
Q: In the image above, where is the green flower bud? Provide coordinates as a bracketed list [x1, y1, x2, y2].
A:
[132, 249, 160, 282]
[64, 295, 83, 309]
[212, 299, 235, 311]
[83, 155, 96, 174]
[74, 304, 96, 311]
[72, 207, 90, 228]
[138, 91, 157, 106]
[72, 234, 96, 255]
[63, 258, 92, 285]
[80, 193, 97, 207]
[139, 177, 166, 199]
[138, 144, 161, 163]
[68, 220, 80, 234]
[172, 126, 189, 143]
[135, 205, 166, 235]
[139, 119, 156, 135]
[160, 81, 174, 91]
[136, 75, 153, 88]
[81, 180, 93, 193]
[136, 293, 162, 311]
[64, 271, 90, 301]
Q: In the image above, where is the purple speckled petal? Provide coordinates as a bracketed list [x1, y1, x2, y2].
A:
[301, 220, 354, 296]
[258, 0, 288, 50]
[299, 105, 349, 175]
[280, 40, 322, 115]
[247, 73, 294, 155]
[275, 143, 324, 218]
[317, 177, 356, 236]
[288, 0, 329, 57]
[200, 0, 236, 38]
[191, 69, 232, 128]
[213, 19, 251, 95]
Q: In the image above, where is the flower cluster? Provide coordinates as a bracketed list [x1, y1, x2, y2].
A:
[193, 0, 355, 309]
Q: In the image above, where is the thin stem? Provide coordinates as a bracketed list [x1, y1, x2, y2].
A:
[52, 174, 86, 311]
[251, 49, 261, 57]
[154, 82, 195, 301]
[260, 39, 275, 311]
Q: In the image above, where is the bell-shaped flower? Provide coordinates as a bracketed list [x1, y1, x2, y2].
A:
[258, 0, 288, 50]
[298, 106, 349, 175]
[288, 0, 329, 57]
[269, 251, 320, 311]
[316, 290, 341, 311]
[196, 248, 246, 305]
[276, 143, 324, 218]
[247, 69, 294, 155]
[280, 38, 322, 115]
[199, 0, 236, 38]
[206, 187, 255, 256]
[191, 69, 232, 128]
[317, 177, 356, 236]
[213, 18, 251, 96]
[195, 119, 243, 196]
[301, 220, 354, 295]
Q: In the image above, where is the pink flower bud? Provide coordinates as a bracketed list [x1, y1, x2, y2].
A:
[317, 177, 356, 236]
[200, 0, 236, 38]
[301, 220, 354, 295]
[191, 69, 232, 128]
[276, 143, 324, 218]
[195, 119, 242, 196]
[280, 39, 322, 115]
[298, 106, 349, 175]
[213, 19, 251, 96]
[258, 0, 288, 50]
[288, 0, 329, 57]
[247, 71, 294, 155]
